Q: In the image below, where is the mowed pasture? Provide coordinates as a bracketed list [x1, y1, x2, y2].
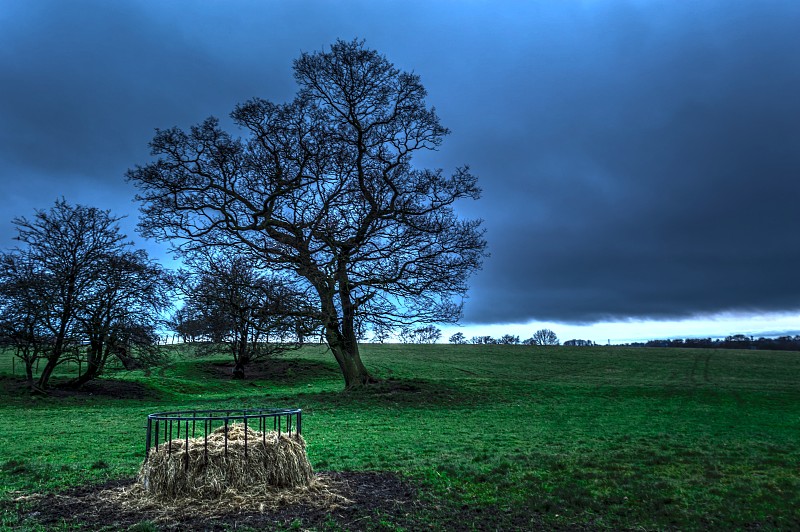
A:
[1, 344, 799, 530]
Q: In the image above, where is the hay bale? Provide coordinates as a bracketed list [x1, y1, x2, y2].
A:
[139, 424, 314, 500]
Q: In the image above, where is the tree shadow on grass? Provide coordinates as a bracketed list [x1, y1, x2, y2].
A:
[196, 359, 479, 408]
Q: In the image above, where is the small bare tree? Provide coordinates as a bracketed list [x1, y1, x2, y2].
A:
[179, 253, 316, 378]
[400, 325, 441, 344]
[526, 329, 560, 346]
[499, 334, 520, 345]
[449, 332, 467, 344]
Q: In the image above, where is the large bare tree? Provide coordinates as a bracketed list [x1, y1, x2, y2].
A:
[10, 200, 129, 389]
[128, 39, 487, 388]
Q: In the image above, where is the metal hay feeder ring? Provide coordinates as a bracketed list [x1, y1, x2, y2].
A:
[144, 408, 302, 464]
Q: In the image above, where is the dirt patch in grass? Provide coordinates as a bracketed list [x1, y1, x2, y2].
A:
[309, 377, 481, 409]
[8, 472, 549, 531]
[0, 376, 158, 401]
[51, 379, 158, 400]
[204, 358, 339, 382]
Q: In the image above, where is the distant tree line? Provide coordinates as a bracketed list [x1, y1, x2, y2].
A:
[563, 339, 596, 346]
[448, 329, 563, 346]
[627, 334, 800, 351]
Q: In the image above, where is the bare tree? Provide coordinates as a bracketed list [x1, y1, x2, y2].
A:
[370, 323, 393, 343]
[499, 334, 520, 345]
[449, 332, 467, 344]
[0, 253, 50, 387]
[400, 325, 441, 344]
[526, 329, 560, 346]
[178, 253, 315, 378]
[168, 306, 205, 343]
[72, 249, 173, 386]
[128, 39, 487, 389]
[0, 199, 173, 390]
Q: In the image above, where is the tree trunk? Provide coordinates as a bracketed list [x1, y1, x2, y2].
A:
[324, 325, 374, 389]
[231, 330, 249, 379]
[70, 342, 104, 388]
[24, 359, 34, 388]
[71, 364, 100, 387]
[70, 357, 102, 387]
[323, 252, 375, 389]
[37, 356, 58, 389]
[232, 358, 247, 379]
[40, 279, 75, 389]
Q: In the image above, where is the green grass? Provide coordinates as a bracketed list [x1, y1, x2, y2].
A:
[1, 344, 799, 529]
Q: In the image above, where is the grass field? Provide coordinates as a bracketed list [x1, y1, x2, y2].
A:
[1, 343, 799, 530]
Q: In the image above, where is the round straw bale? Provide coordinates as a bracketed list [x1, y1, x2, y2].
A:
[139, 423, 314, 500]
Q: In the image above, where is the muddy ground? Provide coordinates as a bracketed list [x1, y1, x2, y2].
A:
[7, 471, 555, 531]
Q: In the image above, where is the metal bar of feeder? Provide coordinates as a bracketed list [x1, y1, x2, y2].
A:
[244, 417, 248, 458]
[184, 420, 189, 470]
[224, 419, 228, 457]
[145, 418, 152, 460]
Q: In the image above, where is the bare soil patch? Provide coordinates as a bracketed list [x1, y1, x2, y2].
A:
[204, 358, 339, 382]
[8, 472, 550, 530]
[0, 376, 157, 401]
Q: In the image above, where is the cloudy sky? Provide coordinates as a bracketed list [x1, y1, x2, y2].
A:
[2, 0, 799, 343]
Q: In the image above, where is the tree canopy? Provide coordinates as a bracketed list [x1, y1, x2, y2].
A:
[128, 39, 487, 388]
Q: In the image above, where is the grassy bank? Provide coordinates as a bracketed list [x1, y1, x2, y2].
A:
[1, 344, 799, 529]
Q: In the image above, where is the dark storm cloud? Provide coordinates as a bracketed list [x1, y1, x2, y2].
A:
[0, 1, 294, 181]
[443, 1, 800, 323]
[0, 0, 299, 250]
[2, 0, 799, 325]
